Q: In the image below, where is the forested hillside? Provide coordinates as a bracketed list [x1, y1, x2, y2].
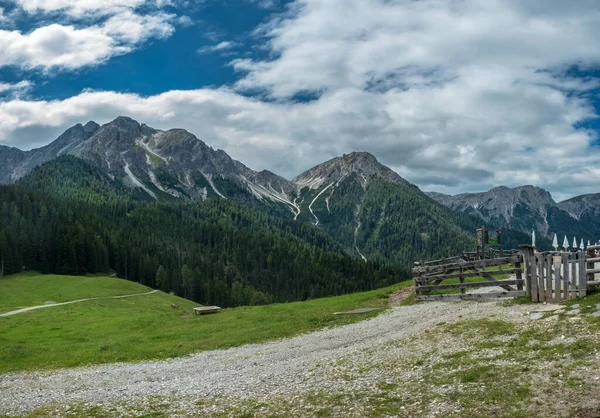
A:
[295, 172, 539, 265]
[0, 157, 404, 307]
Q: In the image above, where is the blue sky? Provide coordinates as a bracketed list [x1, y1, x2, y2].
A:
[1, 0, 600, 200]
[0, 0, 287, 99]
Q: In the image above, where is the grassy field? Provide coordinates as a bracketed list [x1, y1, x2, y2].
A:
[0, 272, 410, 374]
[0, 272, 152, 314]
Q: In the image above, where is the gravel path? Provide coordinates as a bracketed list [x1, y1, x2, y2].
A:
[0, 290, 158, 317]
[0, 298, 531, 416]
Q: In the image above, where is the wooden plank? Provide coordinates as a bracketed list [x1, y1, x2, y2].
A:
[459, 265, 465, 295]
[424, 255, 465, 266]
[579, 257, 587, 297]
[546, 254, 553, 302]
[412, 256, 522, 274]
[585, 257, 600, 263]
[539, 255, 546, 302]
[562, 253, 569, 302]
[585, 268, 600, 274]
[193, 306, 221, 315]
[571, 256, 577, 300]
[417, 279, 524, 292]
[530, 253, 538, 302]
[473, 268, 517, 292]
[415, 291, 526, 301]
[415, 269, 520, 283]
[554, 257, 560, 302]
[515, 261, 523, 292]
[587, 280, 600, 287]
[523, 249, 534, 299]
[587, 245, 600, 251]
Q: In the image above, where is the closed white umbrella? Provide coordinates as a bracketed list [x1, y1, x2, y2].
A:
[573, 237, 578, 249]
[588, 240, 591, 247]
[580, 238, 585, 250]
[563, 236, 569, 250]
[532, 230, 536, 247]
[552, 233, 558, 251]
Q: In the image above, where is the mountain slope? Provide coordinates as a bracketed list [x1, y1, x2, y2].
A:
[1, 119, 543, 268]
[0, 117, 298, 215]
[1, 157, 403, 306]
[0, 121, 99, 183]
[428, 186, 600, 240]
[289, 152, 485, 265]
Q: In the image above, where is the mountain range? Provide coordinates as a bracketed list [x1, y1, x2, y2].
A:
[0, 116, 562, 305]
[0, 116, 496, 265]
[0, 116, 568, 270]
[427, 186, 600, 240]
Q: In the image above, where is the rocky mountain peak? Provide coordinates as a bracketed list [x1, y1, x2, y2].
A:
[427, 184, 560, 236]
[292, 151, 408, 190]
[83, 121, 100, 136]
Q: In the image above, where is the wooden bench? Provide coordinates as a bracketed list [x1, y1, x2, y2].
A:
[193, 306, 221, 315]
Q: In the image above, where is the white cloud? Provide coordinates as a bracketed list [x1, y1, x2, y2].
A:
[2, 0, 600, 200]
[0, 80, 32, 95]
[14, 0, 166, 17]
[0, 84, 598, 200]
[0, 11, 175, 70]
[197, 41, 239, 54]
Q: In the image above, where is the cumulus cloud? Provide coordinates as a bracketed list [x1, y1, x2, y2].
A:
[0, 80, 32, 95]
[0, 11, 175, 70]
[0, 85, 598, 200]
[197, 41, 239, 55]
[14, 0, 166, 17]
[2, 0, 600, 200]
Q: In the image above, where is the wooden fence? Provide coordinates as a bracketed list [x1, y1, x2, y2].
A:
[413, 255, 525, 301]
[413, 246, 597, 302]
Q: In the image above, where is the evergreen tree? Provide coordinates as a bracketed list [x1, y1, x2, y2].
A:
[155, 266, 168, 292]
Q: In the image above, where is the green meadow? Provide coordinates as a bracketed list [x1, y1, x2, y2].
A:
[0, 272, 410, 374]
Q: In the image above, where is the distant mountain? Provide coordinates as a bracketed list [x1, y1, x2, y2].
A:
[0, 121, 99, 183]
[556, 193, 600, 240]
[428, 186, 600, 240]
[0, 117, 297, 214]
[289, 152, 482, 265]
[2, 117, 541, 268]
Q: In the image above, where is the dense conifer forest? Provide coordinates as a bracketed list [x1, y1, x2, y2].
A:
[0, 157, 405, 307]
[0, 156, 541, 307]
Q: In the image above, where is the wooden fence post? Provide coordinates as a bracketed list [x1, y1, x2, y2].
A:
[520, 245, 534, 299]
[562, 253, 569, 301]
[571, 255, 577, 300]
[578, 253, 587, 298]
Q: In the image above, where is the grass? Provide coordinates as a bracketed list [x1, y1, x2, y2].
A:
[0, 272, 411, 374]
[0, 272, 151, 314]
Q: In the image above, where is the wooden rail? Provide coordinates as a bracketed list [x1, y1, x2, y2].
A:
[413, 255, 524, 301]
[414, 246, 593, 303]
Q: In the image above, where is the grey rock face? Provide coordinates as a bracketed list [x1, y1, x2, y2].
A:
[0, 116, 300, 212]
[427, 185, 560, 235]
[0, 122, 100, 183]
[292, 152, 408, 190]
[558, 193, 600, 221]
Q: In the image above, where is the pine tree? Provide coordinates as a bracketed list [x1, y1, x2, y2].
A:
[155, 265, 168, 292]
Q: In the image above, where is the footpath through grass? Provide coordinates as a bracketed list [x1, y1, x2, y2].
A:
[0, 272, 151, 314]
[0, 272, 410, 374]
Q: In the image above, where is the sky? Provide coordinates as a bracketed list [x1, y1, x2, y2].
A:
[0, 0, 600, 201]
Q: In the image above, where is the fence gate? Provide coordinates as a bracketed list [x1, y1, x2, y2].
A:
[520, 245, 590, 302]
[412, 255, 525, 301]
